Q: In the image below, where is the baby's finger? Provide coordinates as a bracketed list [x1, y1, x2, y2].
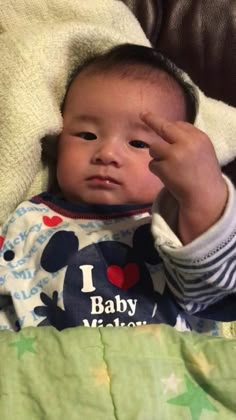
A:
[141, 112, 185, 144]
[149, 138, 169, 161]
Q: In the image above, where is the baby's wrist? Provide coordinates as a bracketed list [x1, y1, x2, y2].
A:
[177, 181, 228, 244]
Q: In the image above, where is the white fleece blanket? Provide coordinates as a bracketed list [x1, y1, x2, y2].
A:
[0, 0, 235, 224]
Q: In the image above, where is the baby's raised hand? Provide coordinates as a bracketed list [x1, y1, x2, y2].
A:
[141, 113, 228, 244]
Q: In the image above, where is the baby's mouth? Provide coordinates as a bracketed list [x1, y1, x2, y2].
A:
[86, 176, 120, 186]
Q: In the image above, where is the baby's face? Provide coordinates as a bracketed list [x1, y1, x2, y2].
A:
[57, 71, 186, 205]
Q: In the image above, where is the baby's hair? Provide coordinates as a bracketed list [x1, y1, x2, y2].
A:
[62, 43, 198, 123]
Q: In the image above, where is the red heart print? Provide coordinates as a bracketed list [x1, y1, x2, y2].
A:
[0, 236, 4, 250]
[43, 215, 63, 227]
[107, 263, 140, 290]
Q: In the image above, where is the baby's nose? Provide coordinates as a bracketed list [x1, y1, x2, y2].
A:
[92, 139, 123, 166]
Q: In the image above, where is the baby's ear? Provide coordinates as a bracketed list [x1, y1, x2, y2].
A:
[133, 224, 161, 265]
[41, 231, 79, 272]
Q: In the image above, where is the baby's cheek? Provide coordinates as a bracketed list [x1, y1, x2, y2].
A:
[137, 164, 163, 201]
[147, 171, 163, 191]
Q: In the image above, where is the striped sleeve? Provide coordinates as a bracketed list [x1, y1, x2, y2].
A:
[151, 176, 236, 314]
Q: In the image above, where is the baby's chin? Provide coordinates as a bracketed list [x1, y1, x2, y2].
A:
[61, 191, 153, 206]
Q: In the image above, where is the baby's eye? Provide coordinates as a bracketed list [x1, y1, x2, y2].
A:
[129, 140, 149, 149]
[77, 132, 97, 140]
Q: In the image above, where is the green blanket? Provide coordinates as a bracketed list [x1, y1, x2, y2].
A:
[1, 324, 236, 420]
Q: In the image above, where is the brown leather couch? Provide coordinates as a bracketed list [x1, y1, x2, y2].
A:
[122, 0, 236, 182]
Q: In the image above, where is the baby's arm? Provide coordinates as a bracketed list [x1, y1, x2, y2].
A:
[152, 176, 236, 314]
[141, 113, 228, 244]
[141, 113, 236, 314]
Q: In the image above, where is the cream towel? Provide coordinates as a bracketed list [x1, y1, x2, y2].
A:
[0, 0, 235, 224]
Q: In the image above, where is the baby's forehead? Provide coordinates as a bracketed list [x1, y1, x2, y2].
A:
[71, 62, 179, 88]
[69, 64, 185, 100]
[61, 71, 187, 128]
[64, 66, 187, 120]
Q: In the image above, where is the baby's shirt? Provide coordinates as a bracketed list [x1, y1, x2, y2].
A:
[0, 194, 167, 330]
[0, 179, 235, 334]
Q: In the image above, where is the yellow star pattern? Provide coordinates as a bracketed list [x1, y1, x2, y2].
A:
[93, 366, 110, 389]
[188, 351, 215, 377]
[134, 324, 162, 340]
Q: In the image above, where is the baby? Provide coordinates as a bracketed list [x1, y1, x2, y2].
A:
[0, 44, 236, 333]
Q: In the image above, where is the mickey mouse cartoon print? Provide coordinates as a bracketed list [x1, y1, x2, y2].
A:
[0, 194, 183, 331]
[34, 223, 182, 330]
